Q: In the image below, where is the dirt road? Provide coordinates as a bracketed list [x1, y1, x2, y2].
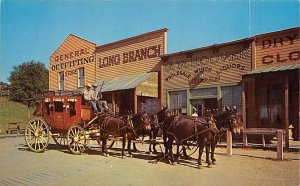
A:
[0, 137, 299, 186]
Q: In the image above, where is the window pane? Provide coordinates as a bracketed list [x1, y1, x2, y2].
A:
[78, 68, 85, 87]
[221, 85, 242, 113]
[58, 72, 64, 90]
[169, 91, 187, 115]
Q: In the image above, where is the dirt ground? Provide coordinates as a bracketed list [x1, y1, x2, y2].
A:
[0, 136, 299, 186]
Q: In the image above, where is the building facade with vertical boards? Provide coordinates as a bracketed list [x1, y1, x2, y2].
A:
[49, 27, 299, 142]
[49, 28, 168, 115]
[161, 27, 299, 143]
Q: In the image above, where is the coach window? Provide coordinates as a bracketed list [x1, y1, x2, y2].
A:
[169, 90, 187, 115]
[58, 72, 64, 90]
[221, 85, 242, 114]
[54, 101, 63, 112]
[78, 67, 85, 87]
[69, 101, 76, 117]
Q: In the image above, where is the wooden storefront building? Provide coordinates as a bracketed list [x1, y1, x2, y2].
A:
[49, 28, 168, 115]
[161, 39, 252, 116]
[161, 27, 299, 145]
[242, 27, 300, 144]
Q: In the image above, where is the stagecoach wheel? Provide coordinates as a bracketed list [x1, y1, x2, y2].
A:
[52, 134, 67, 147]
[182, 141, 199, 157]
[96, 138, 115, 149]
[67, 125, 86, 155]
[24, 118, 50, 153]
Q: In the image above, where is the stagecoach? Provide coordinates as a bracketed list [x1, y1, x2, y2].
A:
[24, 91, 114, 155]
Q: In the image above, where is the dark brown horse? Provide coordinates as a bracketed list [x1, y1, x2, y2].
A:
[132, 113, 164, 153]
[157, 107, 217, 168]
[130, 112, 152, 152]
[207, 106, 243, 165]
[97, 114, 134, 158]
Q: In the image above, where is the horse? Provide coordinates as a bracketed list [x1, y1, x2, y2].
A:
[97, 113, 135, 158]
[132, 113, 164, 153]
[207, 106, 243, 165]
[130, 112, 152, 152]
[156, 107, 217, 168]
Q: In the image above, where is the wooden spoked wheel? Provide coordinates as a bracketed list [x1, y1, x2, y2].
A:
[182, 141, 198, 157]
[52, 134, 67, 148]
[24, 118, 50, 153]
[96, 137, 115, 149]
[67, 125, 86, 155]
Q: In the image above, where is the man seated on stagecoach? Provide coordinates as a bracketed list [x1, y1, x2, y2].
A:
[84, 84, 100, 115]
[92, 83, 109, 113]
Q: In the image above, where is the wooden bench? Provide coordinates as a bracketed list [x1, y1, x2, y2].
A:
[6, 122, 24, 134]
[242, 128, 285, 160]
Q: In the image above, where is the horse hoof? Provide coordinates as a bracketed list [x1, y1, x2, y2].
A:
[212, 161, 217, 165]
[172, 162, 177, 166]
[207, 164, 212, 168]
[129, 154, 133, 158]
[198, 165, 203, 169]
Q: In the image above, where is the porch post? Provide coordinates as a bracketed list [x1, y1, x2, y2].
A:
[134, 89, 137, 114]
[112, 92, 115, 115]
[242, 79, 247, 147]
[284, 74, 289, 149]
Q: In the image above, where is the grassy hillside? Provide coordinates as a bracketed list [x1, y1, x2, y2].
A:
[0, 97, 35, 134]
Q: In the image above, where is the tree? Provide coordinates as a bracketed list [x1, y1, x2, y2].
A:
[8, 61, 48, 102]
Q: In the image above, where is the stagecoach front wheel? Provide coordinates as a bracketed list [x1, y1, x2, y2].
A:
[67, 125, 86, 155]
[24, 118, 50, 153]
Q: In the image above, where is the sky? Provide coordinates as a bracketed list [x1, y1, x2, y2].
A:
[0, 0, 299, 83]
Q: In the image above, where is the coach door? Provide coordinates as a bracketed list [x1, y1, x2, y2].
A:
[52, 98, 65, 129]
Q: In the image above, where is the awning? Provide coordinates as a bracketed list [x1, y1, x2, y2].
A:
[243, 63, 299, 76]
[95, 72, 158, 97]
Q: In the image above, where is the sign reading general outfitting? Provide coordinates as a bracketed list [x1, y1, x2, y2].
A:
[98, 44, 161, 68]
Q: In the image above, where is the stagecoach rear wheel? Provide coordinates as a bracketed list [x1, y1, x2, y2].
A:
[67, 125, 86, 155]
[52, 134, 67, 147]
[24, 118, 50, 153]
[96, 138, 115, 149]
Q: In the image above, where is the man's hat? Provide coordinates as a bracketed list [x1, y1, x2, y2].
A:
[86, 84, 92, 87]
[92, 83, 98, 87]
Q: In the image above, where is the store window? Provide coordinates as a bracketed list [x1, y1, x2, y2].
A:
[78, 67, 85, 87]
[169, 90, 187, 115]
[58, 72, 64, 90]
[221, 85, 242, 114]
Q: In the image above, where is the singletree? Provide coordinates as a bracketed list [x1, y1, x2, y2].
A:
[8, 61, 48, 102]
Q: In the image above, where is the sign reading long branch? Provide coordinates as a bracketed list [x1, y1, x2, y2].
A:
[98, 45, 161, 68]
[163, 48, 251, 88]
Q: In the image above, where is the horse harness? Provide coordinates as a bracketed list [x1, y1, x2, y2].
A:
[99, 115, 135, 137]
